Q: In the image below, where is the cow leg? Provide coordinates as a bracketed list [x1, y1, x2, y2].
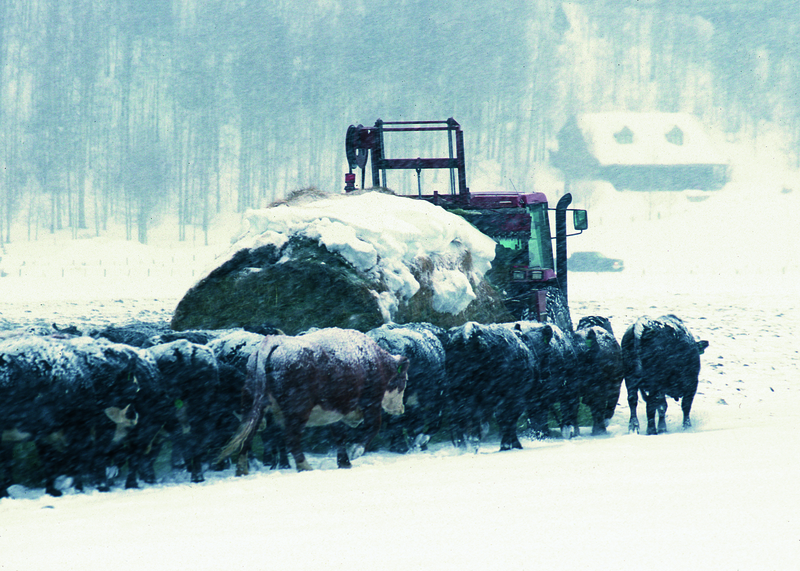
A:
[448, 408, 467, 448]
[124, 459, 140, 489]
[0, 440, 13, 498]
[497, 402, 523, 451]
[405, 405, 430, 452]
[171, 430, 204, 483]
[31, 435, 68, 497]
[644, 396, 659, 435]
[526, 402, 551, 440]
[72, 426, 104, 492]
[681, 392, 696, 429]
[174, 423, 205, 483]
[657, 399, 668, 434]
[186, 456, 205, 483]
[591, 407, 608, 436]
[417, 404, 445, 450]
[351, 405, 383, 462]
[560, 388, 580, 439]
[328, 424, 352, 469]
[627, 382, 640, 433]
[129, 451, 158, 487]
[124, 454, 142, 489]
[383, 412, 409, 454]
[86, 449, 112, 492]
[336, 448, 351, 468]
[262, 414, 290, 470]
[235, 451, 250, 476]
[284, 417, 311, 472]
[498, 419, 522, 450]
[645, 394, 667, 435]
[36, 451, 61, 497]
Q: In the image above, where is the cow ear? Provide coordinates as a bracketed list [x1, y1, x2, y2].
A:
[697, 340, 709, 354]
[542, 325, 553, 345]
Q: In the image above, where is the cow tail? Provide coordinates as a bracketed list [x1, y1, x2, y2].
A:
[216, 345, 277, 464]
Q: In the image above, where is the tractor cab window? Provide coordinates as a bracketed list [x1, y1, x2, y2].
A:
[527, 203, 554, 269]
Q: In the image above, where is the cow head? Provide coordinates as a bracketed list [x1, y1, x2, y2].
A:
[382, 355, 409, 415]
[104, 404, 139, 444]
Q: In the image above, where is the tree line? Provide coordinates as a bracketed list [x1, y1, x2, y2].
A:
[0, 0, 797, 244]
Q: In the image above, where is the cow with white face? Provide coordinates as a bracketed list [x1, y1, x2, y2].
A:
[217, 327, 409, 473]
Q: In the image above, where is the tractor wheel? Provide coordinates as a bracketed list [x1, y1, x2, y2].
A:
[544, 285, 573, 333]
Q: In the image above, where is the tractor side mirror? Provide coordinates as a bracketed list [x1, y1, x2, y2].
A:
[573, 209, 588, 231]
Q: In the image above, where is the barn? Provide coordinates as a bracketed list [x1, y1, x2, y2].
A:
[550, 112, 729, 191]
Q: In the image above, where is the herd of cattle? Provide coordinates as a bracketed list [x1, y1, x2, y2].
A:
[0, 314, 708, 498]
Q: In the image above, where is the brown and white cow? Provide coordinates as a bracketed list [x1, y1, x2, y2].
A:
[217, 328, 409, 473]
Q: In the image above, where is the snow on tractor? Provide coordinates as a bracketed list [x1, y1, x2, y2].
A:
[344, 118, 588, 332]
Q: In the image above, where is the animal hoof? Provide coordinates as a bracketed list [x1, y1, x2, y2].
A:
[412, 433, 431, 450]
[235, 456, 249, 477]
[45, 486, 63, 497]
[296, 460, 313, 472]
[348, 444, 365, 461]
[388, 442, 410, 454]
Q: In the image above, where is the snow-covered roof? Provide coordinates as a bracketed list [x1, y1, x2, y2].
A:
[574, 112, 727, 167]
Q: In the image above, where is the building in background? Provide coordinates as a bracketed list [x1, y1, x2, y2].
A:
[551, 112, 729, 192]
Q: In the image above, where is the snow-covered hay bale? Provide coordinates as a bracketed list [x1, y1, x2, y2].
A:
[171, 190, 512, 334]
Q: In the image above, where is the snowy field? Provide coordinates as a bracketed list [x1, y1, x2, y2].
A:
[1, 173, 800, 569]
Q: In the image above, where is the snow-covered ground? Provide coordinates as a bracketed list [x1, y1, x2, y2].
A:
[1, 163, 799, 569]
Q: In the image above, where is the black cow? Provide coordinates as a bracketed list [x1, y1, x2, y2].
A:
[444, 322, 539, 451]
[621, 315, 709, 435]
[505, 321, 581, 439]
[0, 334, 160, 497]
[142, 339, 220, 483]
[575, 316, 624, 435]
[367, 323, 448, 452]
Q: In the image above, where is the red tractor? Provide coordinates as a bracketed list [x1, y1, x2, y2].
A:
[344, 118, 587, 331]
